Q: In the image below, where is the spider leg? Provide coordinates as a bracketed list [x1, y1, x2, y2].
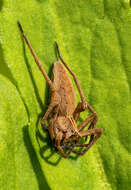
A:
[18, 22, 55, 90]
[78, 113, 97, 132]
[41, 102, 58, 130]
[71, 128, 102, 155]
[73, 100, 98, 142]
[56, 133, 73, 158]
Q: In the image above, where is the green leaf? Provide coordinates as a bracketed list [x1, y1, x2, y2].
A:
[0, 0, 131, 190]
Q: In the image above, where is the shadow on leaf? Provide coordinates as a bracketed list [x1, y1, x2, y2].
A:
[23, 126, 51, 190]
[0, 0, 3, 11]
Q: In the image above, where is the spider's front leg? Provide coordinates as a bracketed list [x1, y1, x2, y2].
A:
[73, 101, 98, 131]
[70, 128, 102, 156]
[41, 102, 59, 131]
[73, 100, 102, 154]
[56, 133, 73, 158]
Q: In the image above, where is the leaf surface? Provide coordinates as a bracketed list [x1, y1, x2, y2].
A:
[0, 0, 131, 190]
